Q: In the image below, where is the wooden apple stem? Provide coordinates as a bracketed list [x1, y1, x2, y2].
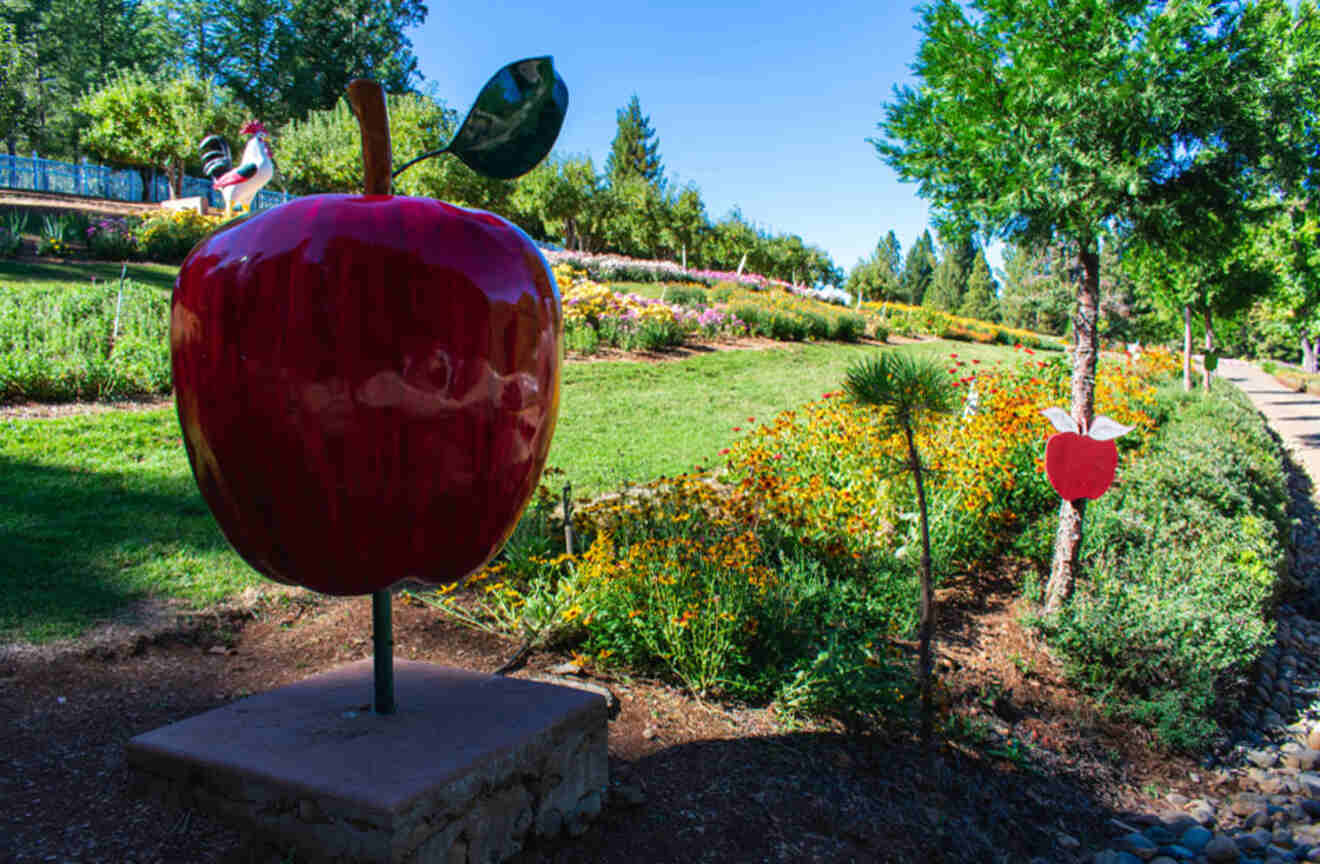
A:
[347, 79, 392, 195]
[372, 590, 395, 715]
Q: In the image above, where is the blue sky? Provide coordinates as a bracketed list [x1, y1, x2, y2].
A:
[410, 0, 937, 279]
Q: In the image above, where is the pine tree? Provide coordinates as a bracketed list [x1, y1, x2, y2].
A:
[845, 229, 903, 303]
[958, 253, 999, 322]
[924, 233, 975, 312]
[899, 230, 936, 306]
[606, 94, 663, 188]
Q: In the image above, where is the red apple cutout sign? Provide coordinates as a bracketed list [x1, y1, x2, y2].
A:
[171, 77, 563, 596]
[1041, 408, 1133, 502]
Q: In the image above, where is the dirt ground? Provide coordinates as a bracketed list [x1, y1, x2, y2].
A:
[0, 557, 1218, 864]
[0, 189, 161, 216]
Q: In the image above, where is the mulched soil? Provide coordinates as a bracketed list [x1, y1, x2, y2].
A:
[0, 559, 1211, 864]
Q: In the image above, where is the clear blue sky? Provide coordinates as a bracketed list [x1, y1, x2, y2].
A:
[409, 0, 937, 279]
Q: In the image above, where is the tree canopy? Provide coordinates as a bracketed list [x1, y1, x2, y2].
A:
[606, 94, 663, 188]
[876, 0, 1292, 610]
[78, 68, 240, 199]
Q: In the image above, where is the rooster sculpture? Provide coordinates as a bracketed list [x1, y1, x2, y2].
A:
[199, 121, 274, 217]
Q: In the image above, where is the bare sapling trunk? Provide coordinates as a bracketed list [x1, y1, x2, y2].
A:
[903, 424, 936, 759]
[1303, 334, 1319, 375]
[1043, 244, 1100, 615]
[1183, 305, 1193, 392]
[1203, 309, 1214, 393]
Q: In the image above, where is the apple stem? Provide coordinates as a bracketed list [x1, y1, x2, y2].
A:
[372, 589, 395, 714]
[346, 79, 392, 195]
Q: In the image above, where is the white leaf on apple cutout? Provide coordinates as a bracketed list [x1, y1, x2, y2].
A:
[1087, 415, 1134, 441]
[1041, 407, 1078, 434]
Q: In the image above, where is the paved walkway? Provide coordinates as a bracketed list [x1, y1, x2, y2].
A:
[1220, 358, 1320, 499]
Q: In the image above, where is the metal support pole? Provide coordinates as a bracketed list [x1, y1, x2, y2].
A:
[372, 590, 395, 715]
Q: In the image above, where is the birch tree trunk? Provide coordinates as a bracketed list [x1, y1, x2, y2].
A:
[1043, 242, 1100, 615]
[1203, 308, 1214, 393]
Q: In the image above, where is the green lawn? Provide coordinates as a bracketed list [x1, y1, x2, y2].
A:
[0, 325, 1021, 643]
[0, 258, 178, 292]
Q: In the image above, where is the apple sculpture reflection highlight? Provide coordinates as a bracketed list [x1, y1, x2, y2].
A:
[172, 61, 568, 600]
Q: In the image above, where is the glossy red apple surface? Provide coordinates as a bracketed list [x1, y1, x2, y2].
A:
[1044, 432, 1118, 502]
[171, 194, 562, 595]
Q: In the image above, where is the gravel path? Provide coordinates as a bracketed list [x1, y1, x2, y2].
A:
[1085, 362, 1320, 864]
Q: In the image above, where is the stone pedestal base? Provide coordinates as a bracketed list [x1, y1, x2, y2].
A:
[126, 660, 609, 863]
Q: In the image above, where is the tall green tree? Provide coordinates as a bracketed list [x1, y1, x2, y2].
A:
[277, 89, 510, 209]
[959, 252, 1000, 322]
[0, 20, 33, 147]
[925, 232, 976, 312]
[846, 230, 903, 304]
[162, 0, 222, 76]
[79, 69, 240, 199]
[876, 0, 1285, 612]
[606, 94, 663, 188]
[1, 0, 174, 157]
[1000, 242, 1075, 335]
[211, 0, 425, 128]
[899, 230, 935, 306]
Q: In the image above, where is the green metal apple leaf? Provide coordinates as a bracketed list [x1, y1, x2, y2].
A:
[392, 57, 568, 183]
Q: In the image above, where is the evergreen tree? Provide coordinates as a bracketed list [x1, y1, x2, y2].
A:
[845, 229, 903, 303]
[899, 230, 936, 305]
[877, 230, 902, 285]
[925, 232, 976, 312]
[606, 94, 663, 188]
[958, 252, 999, 322]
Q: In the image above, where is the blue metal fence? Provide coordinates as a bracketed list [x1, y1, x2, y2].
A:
[0, 153, 294, 211]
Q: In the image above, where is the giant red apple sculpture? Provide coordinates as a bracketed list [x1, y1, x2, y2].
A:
[172, 68, 566, 596]
[1041, 407, 1133, 502]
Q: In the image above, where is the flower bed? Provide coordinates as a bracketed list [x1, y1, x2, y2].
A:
[863, 300, 1064, 351]
[542, 248, 794, 292]
[556, 265, 746, 353]
[415, 346, 1184, 728]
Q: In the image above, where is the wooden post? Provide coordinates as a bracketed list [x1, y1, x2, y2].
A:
[562, 483, 575, 556]
[1182, 305, 1192, 392]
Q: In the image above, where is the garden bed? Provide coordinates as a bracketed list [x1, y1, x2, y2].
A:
[0, 560, 1202, 864]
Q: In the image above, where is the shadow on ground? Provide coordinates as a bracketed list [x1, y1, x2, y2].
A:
[0, 454, 235, 641]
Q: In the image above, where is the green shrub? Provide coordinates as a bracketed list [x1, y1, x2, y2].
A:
[827, 313, 865, 343]
[769, 312, 808, 341]
[564, 320, 600, 354]
[1038, 385, 1288, 750]
[871, 321, 890, 343]
[133, 211, 224, 263]
[803, 311, 831, 340]
[0, 211, 25, 256]
[775, 629, 912, 730]
[665, 284, 707, 307]
[86, 217, 140, 260]
[629, 318, 685, 351]
[732, 304, 767, 335]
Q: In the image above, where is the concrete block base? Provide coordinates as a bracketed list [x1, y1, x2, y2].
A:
[160, 195, 209, 214]
[126, 660, 609, 863]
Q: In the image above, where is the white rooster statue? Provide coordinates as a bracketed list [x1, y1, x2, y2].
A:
[199, 121, 275, 217]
